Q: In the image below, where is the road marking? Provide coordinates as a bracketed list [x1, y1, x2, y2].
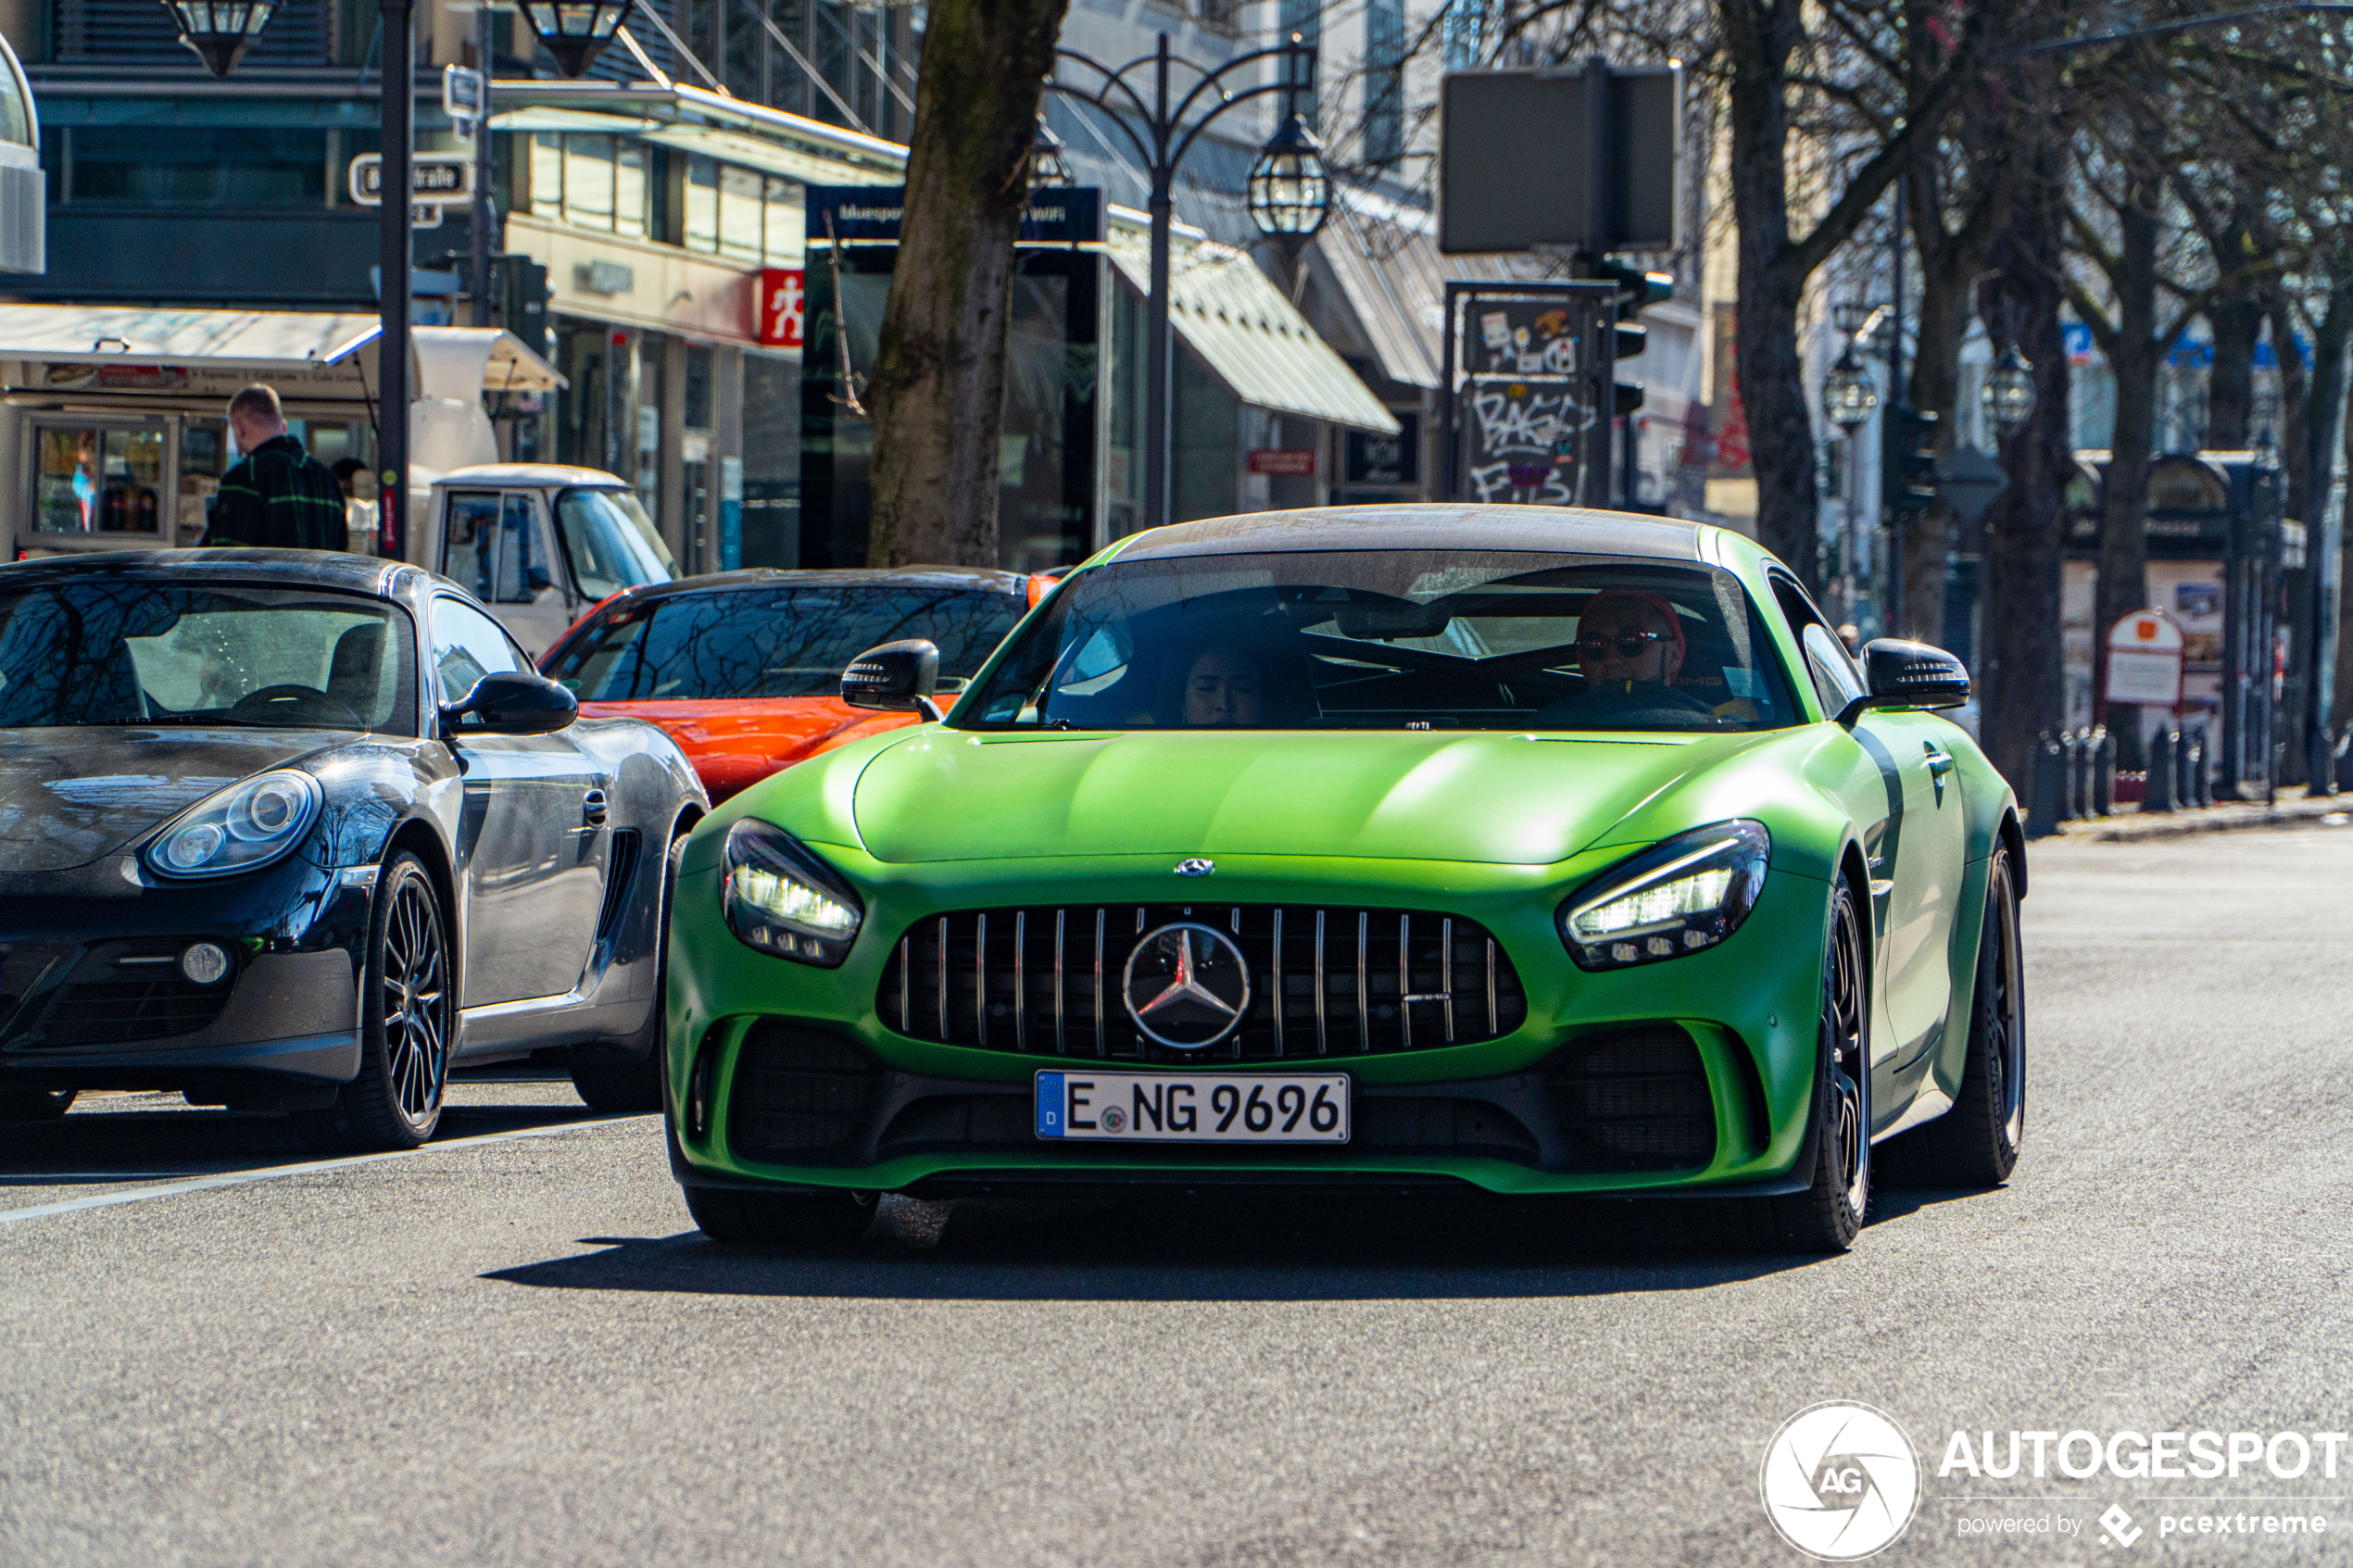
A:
[0, 1114, 656, 1229]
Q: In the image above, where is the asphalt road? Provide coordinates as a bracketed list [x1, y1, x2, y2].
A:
[5, 825, 2351, 1566]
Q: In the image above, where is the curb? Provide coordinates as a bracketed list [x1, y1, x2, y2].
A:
[2035, 791, 2351, 844]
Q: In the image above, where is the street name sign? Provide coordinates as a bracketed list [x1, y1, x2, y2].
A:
[348, 153, 475, 207]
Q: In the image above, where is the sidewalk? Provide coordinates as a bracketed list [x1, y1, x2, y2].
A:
[2036, 785, 2352, 843]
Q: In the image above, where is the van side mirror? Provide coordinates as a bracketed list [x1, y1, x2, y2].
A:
[843, 639, 941, 720]
[444, 671, 578, 736]
[1836, 639, 1972, 725]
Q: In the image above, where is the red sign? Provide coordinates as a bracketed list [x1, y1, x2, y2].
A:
[755, 268, 805, 349]
[1248, 448, 1316, 477]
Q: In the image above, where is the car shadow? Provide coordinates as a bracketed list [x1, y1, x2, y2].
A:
[0, 1084, 610, 1185]
[484, 1190, 1831, 1303]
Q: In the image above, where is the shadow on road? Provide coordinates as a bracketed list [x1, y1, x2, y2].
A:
[0, 1065, 606, 1185]
[484, 1190, 1852, 1301]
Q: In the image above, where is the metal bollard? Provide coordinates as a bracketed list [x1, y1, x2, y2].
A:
[2144, 727, 2177, 813]
[2026, 731, 2068, 836]
[2090, 726, 2115, 816]
[2313, 728, 2339, 798]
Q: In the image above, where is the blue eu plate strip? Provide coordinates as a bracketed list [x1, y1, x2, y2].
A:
[1035, 1073, 1064, 1137]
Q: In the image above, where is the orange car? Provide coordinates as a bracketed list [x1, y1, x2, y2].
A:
[537, 568, 1050, 803]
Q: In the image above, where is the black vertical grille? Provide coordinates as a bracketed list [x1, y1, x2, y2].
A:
[1541, 1027, 1718, 1170]
[875, 904, 1526, 1066]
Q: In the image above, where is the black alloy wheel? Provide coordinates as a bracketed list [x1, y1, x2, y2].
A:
[314, 852, 452, 1151]
[1771, 880, 1871, 1253]
[1892, 847, 2025, 1185]
[0, 1088, 76, 1121]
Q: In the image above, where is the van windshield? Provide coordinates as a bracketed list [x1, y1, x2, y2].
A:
[555, 489, 675, 600]
[956, 550, 1799, 734]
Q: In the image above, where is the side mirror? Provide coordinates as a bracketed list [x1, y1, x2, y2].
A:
[1837, 639, 1972, 724]
[444, 670, 579, 736]
[843, 639, 942, 719]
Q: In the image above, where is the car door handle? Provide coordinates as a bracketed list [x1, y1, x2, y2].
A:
[1923, 749, 1956, 775]
[582, 788, 609, 827]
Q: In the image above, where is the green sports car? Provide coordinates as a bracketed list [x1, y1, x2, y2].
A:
[661, 506, 2027, 1253]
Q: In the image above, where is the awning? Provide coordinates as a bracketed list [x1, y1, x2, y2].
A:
[1105, 234, 1398, 434]
[488, 80, 906, 185]
[486, 105, 889, 191]
[1312, 207, 1534, 392]
[0, 307, 564, 395]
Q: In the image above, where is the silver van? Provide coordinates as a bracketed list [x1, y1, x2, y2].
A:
[428, 464, 676, 656]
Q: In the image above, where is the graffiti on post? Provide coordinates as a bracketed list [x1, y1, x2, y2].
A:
[1453, 294, 1604, 505]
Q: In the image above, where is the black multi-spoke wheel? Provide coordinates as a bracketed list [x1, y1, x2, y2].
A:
[314, 852, 451, 1151]
[1894, 846, 2025, 1185]
[1772, 881, 1872, 1253]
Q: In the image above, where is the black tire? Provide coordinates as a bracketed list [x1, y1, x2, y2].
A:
[0, 1088, 75, 1121]
[313, 852, 452, 1151]
[569, 821, 693, 1114]
[1892, 847, 2024, 1185]
[683, 1184, 875, 1247]
[1769, 881, 1872, 1254]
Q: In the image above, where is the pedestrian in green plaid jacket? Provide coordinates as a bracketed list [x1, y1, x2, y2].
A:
[207, 383, 349, 551]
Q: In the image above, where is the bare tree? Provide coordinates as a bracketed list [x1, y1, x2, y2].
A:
[865, 0, 1071, 569]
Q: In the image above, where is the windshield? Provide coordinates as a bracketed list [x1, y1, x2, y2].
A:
[546, 583, 1026, 702]
[0, 581, 417, 733]
[555, 488, 675, 600]
[956, 551, 1800, 734]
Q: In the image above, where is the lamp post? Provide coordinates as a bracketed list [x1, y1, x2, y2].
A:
[160, 0, 629, 561]
[1046, 32, 1326, 531]
[1822, 342, 1879, 629]
[1982, 345, 2037, 438]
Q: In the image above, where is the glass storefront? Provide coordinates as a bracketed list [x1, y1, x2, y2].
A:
[33, 424, 167, 535]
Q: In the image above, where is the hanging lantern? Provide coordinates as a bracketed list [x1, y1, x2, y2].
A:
[1982, 345, 2038, 435]
[160, 0, 279, 79]
[1030, 115, 1075, 188]
[1247, 112, 1330, 242]
[517, 0, 636, 81]
[1821, 345, 1880, 433]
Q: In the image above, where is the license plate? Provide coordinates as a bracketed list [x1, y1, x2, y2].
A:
[1035, 1071, 1351, 1144]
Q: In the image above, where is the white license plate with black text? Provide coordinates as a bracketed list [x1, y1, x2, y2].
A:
[1035, 1072, 1351, 1143]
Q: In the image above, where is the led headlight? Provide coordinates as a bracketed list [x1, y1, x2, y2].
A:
[722, 819, 863, 967]
[1558, 820, 1769, 971]
[144, 771, 323, 880]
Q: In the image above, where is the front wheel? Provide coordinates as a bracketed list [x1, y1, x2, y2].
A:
[683, 1185, 875, 1248]
[312, 853, 452, 1151]
[1769, 881, 1871, 1254]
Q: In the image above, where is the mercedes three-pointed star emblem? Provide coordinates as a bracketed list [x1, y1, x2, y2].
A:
[1122, 922, 1252, 1050]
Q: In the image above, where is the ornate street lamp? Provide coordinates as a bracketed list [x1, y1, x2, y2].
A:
[517, 0, 636, 80]
[1822, 345, 1879, 433]
[160, 0, 279, 79]
[1246, 110, 1329, 245]
[1029, 115, 1075, 189]
[1982, 345, 2037, 436]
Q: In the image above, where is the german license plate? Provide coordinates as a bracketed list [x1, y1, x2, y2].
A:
[1035, 1072, 1351, 1144]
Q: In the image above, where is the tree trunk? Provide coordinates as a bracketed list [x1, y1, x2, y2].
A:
[1721, 1, 1820, 584]
[864, 0, 1070, 568]
[2207, 291, 2262, 449]
[2095, 187, 2162, 747]
[1976, 117, 2071, 790]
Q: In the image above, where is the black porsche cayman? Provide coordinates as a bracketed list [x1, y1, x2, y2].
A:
[0, 550, 706, 1148]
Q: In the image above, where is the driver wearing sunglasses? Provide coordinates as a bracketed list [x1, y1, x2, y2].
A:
[1533, 589, 1718, 729]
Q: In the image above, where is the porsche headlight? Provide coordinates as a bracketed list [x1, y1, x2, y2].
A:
[144, 770, 323, 880]
[723, 819, 863, 967]
[1559, 821, 1769, 971]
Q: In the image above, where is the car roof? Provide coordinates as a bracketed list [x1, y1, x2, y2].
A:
[435, 463, 629, 489]
[608, 566, 1034, 603]
[0, 548, 422, 598]
[1109, 504, 1708, 562]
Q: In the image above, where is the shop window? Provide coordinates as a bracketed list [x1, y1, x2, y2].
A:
[685, 344, 715, 430]
[33, 426, 167, 535]
[741, 349, 800, 568]
[62, 127, 329, 208]
[764, 175, 802, 266]
[685, 155, 720, 254]
[530, 133, 563, 220]
[565, 135, 616, 231]
[720, 165, 764, 263]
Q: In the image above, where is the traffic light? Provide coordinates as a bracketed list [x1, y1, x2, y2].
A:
[496, 255, 552, 357]
[1596, 260, 1674, 361]
[1891, 405, 1939, 513]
